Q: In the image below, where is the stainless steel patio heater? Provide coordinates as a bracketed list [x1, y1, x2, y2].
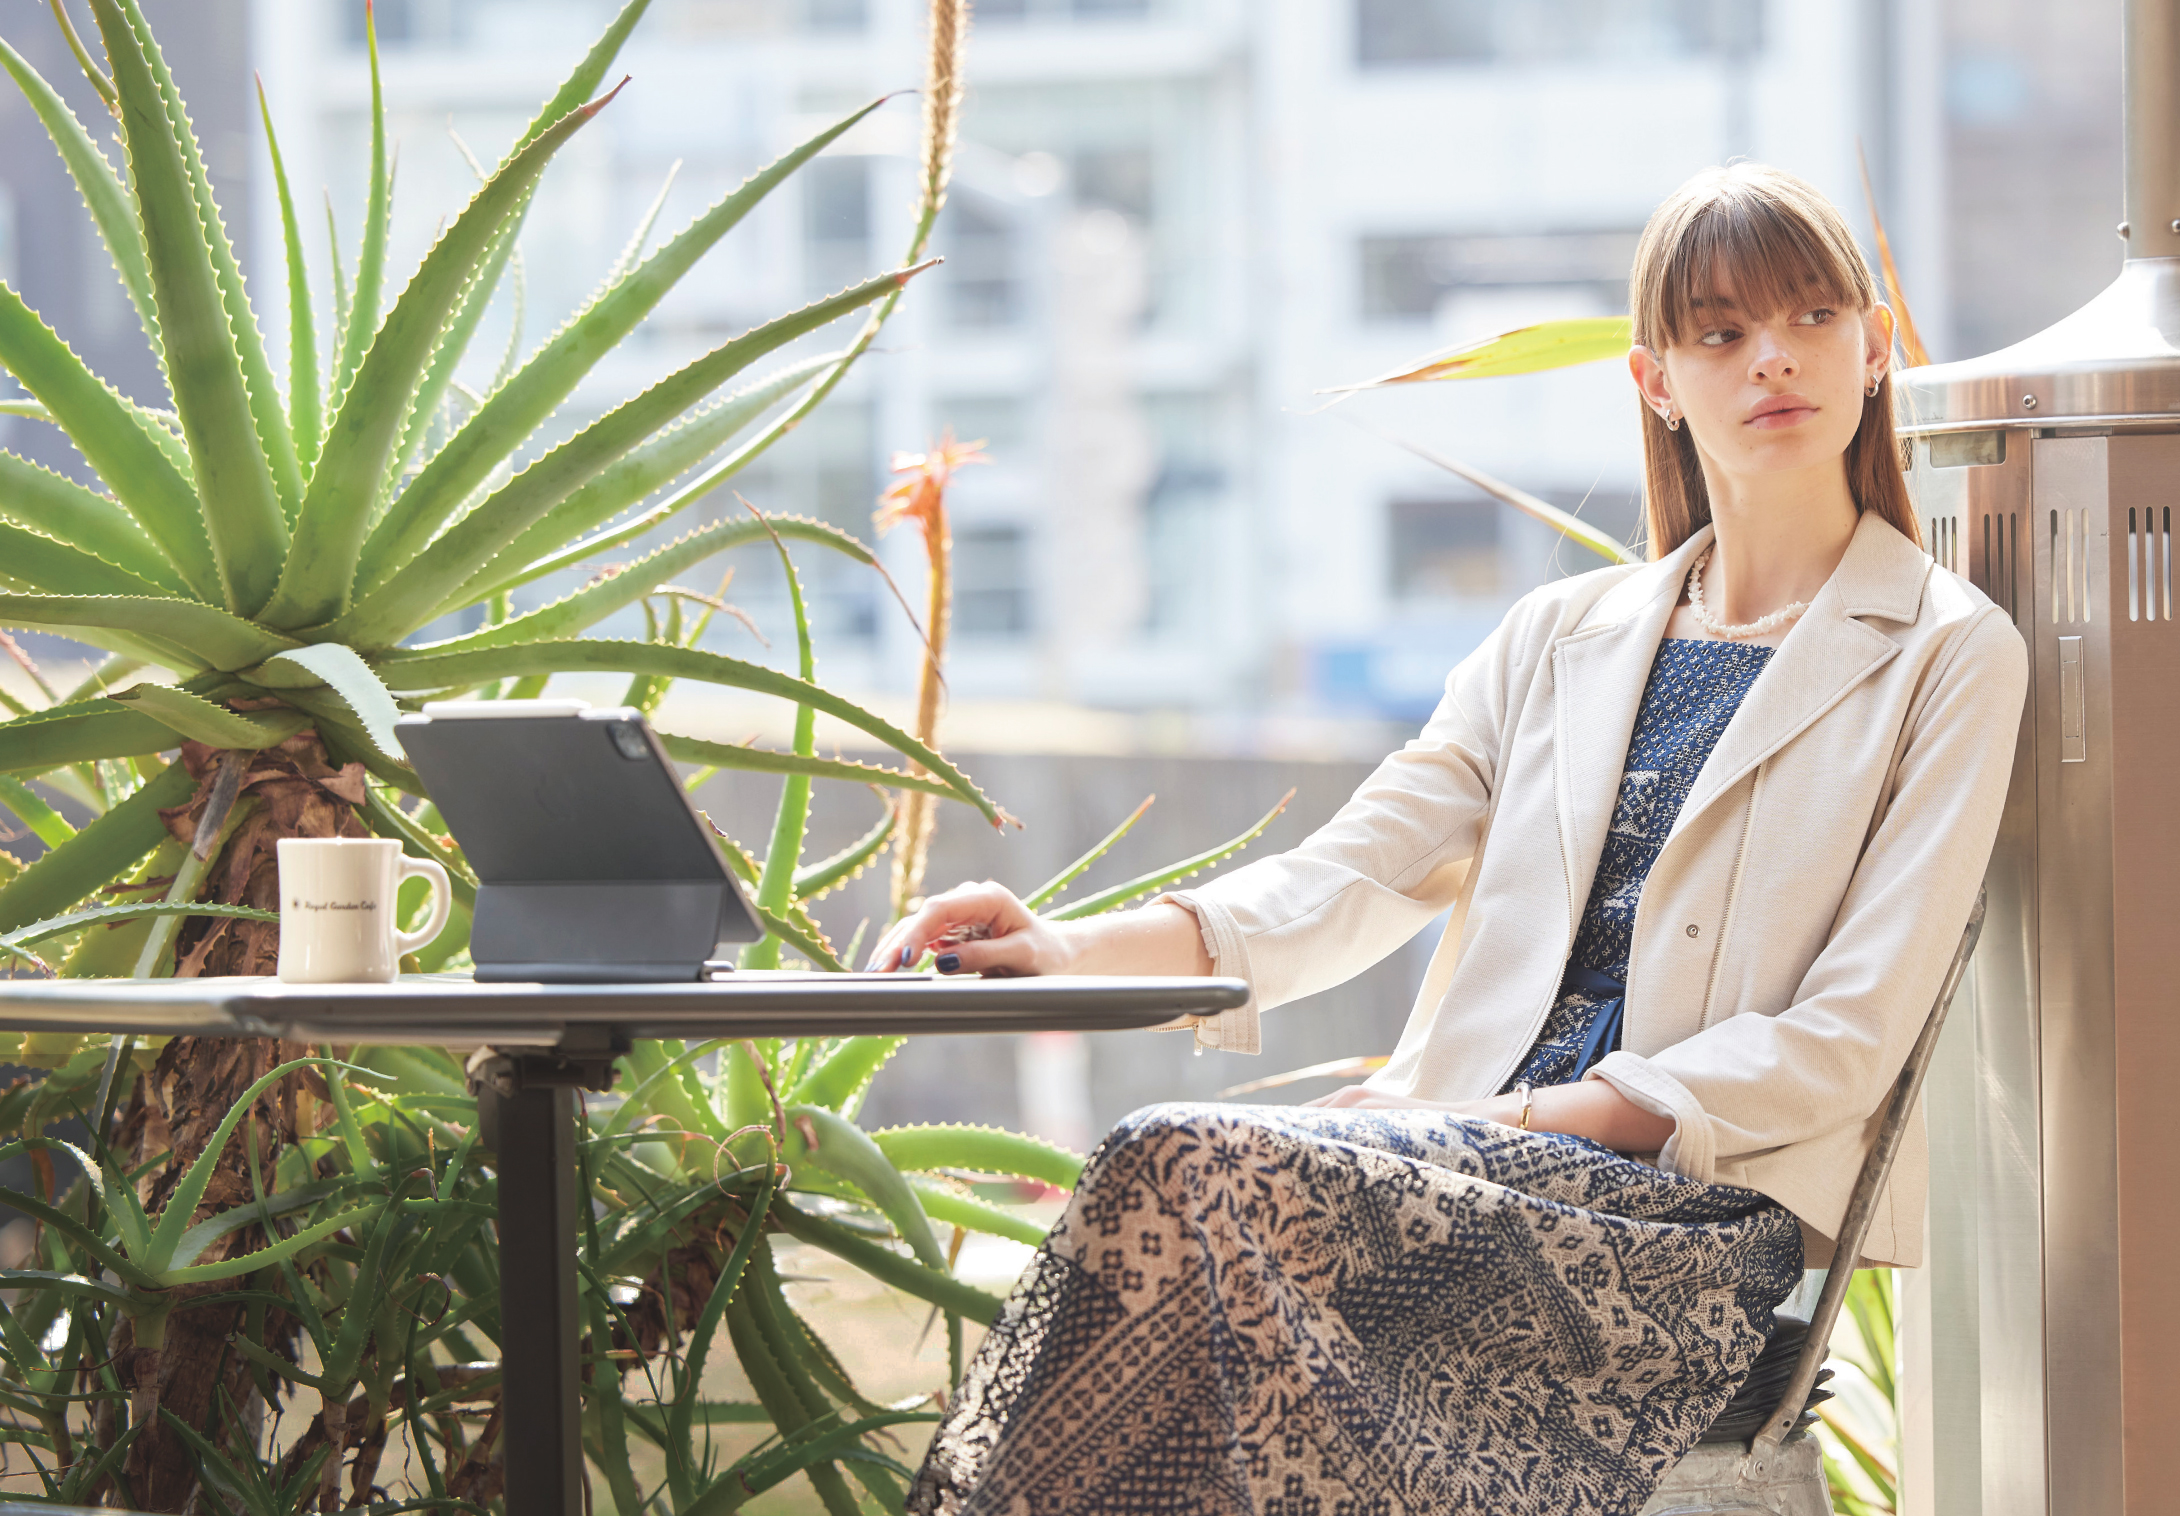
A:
[1893, 1, 2180, 1511]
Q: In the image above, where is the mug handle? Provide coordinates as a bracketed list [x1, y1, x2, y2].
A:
[394, 855, 453, 962]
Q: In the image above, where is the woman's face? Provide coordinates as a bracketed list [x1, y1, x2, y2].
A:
[1630, 267, 1894, 487]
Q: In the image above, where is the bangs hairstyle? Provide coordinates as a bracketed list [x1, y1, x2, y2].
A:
[1629, 163, 1920, 559]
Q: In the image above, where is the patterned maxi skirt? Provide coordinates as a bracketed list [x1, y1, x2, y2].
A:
[909, 1103, 1804, 1516]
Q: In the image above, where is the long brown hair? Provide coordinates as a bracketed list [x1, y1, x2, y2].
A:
[1628, 163, 1920, 559]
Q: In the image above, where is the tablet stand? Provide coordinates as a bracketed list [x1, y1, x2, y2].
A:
[470, 879, 747, 982]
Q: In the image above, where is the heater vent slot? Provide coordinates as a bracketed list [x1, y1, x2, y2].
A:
[2051, 508, 2093, 625]
[2128, 505, 2174, 623]
[1929, 515, 1959, 573]
[1982, 512, 2022, 621]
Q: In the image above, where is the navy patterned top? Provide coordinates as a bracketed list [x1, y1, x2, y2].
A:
[1506, 637, 1775, 1089]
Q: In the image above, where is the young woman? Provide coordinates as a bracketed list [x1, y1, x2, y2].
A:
[879, 163, 2026, 1516]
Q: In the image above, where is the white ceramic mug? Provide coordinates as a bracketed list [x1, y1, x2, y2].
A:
[276, 838, 452, 984]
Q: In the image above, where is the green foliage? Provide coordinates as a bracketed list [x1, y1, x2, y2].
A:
[0, 1, 1300, 1507]
[1817, 1269, 1901, 1516]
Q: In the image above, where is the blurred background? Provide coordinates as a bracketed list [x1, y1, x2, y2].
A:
[0, 0, 2128, 1138]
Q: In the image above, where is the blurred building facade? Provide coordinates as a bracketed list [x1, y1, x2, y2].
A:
[0, 0, 2136, 1118]
[230, 0, 2116, 739]
[0, 0, 2130, 740]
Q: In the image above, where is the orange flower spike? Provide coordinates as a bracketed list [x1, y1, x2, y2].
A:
[874, 431, 989, 538]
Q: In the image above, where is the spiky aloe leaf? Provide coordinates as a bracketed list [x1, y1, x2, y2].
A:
[1318, 315, 1634, 393]
[19, 622, 195, 676]
[259, 83, 626, 632]
[1024, 795, 1153, 909]
[375, 639, 999, 822]
[0, 901, 277, 972]
[789, 1106, 944, 1270]
[868, 1123, 1083, 1189]
[0, 523, 166, 599]
[384, 203, 526, 507]
[793, 804, 894, 900]
[412, 518, 761, 653]
[1359, 421, 1640, 567]
[788, 1036, 903, 1112]
[511, 0, 654, 162]
[0, 758, 189, 934]
[663, 1160, 776, 1481]
[0, 449, 182, 591]
[604, 158, 680, 291]
[248, 644, 405, 761]
[0, 594, 296, 672]
[754, 901, 844, 972]
[346, 263, 928, 663]
[332, 1, 389, 417]
[256, 78, 319, 481]
[0, 776, 70, 849]
[334, 264, 933, 647]
[908, 1179, 1047, 1246]
[0, 284, 216, 599]
[109, 686, 307, 749]
[0, 700, 177, 780]
[355, 97, 892, 598]
[446, 354, 842, 608]
[476, 505, 880, 616]
[144, 1055, 370, 1270]
[1046, 789, 1294, 920]
[768, 1200, 999, 1325]
[0, 36, 156, 337]
[90, 0, 293, 609]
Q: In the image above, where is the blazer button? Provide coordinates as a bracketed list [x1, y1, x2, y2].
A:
[1685, 923, 1700, 938]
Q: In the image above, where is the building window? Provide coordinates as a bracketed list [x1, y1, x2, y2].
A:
[802, 157, 871, 297]
[1073, 146, 1155, 223]
[799, 0, 867, 30]
[727, 401, 879, 643]
[1357, 0, 1760, 67]
[344, 0, 461, 47]
[941, 195, 1019, 328]
[981, 0, 1154, 20]
[1389, 498, 1503, 600]
[1360, 229, 1640, 320]
[955, 525, 1032, 637]
[933, 396, 1028, 457]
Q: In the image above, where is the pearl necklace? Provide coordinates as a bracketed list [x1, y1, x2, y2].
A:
[1686, 547, 1809, 641]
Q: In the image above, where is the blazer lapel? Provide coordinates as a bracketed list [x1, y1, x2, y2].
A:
[1551, 533, 1704, 918]
[1672, 512, 1930, 836]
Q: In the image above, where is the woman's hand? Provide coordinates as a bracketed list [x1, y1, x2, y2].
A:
[866, 886, 1216, 979]
[867, 881, 1075, 977]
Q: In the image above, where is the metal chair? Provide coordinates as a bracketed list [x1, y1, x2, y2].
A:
[1641, 885, 1988, 1516]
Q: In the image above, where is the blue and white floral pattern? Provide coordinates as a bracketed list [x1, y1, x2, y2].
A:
[1510, 639, 1775, 1089]
[908, 638, 1800, 1516]
[910, 1106, 1802, 1515]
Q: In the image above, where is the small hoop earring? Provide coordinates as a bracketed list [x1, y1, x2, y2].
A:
[1867, 375, 1882, 398]
[1665, 411, 1679, 432]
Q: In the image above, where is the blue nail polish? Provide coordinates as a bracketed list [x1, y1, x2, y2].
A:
[936, 952, 961, 973]
[898, 945, 914, 968]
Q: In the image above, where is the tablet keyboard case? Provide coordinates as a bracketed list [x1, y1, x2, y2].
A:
[396, 710, 762, 982]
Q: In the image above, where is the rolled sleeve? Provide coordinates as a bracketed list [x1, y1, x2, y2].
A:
[1587, 1053, 1713, 1179]
[1605, 607, 2026, 1178]
[1154, 890, 1259, 1053]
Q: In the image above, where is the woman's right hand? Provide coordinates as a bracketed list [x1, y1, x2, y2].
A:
[866, 881, 1076, 977]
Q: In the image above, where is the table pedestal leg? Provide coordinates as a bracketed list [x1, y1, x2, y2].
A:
[484, 1078, 583, 1516]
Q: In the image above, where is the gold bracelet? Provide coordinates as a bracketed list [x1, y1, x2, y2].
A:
[1514, 1081, 1535, 1131]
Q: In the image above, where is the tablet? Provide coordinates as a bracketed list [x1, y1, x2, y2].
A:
[396, 700, 764, 981]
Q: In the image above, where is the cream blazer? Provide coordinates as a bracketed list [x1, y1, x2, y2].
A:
[1166, 512, 2026, 1267]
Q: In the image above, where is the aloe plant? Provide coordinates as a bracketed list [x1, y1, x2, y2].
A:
[0, 6, 1308, 1508]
